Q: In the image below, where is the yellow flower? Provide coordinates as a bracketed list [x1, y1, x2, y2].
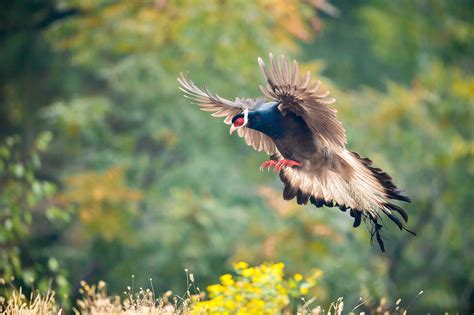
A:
[207, 284, 223, 295]
[235, 294, 244, 302]
[219, 274, 234, 286]
[276, 284, 288, 296]
[191, 262, 321, 314]
[293, 273, 303, 281]
[274, 262, 285, 269]
[224, 299, 236, 310]
[300, 286, 309, 295]
[248, 298, 265, 311]
[242, 267, 254, 277]
[233, 261, 249, 270]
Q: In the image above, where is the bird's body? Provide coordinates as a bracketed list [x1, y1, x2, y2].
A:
[178, 53, 415, 252]
[246, 103, 317, 161]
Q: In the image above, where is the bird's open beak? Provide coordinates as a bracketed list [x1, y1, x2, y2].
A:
[229, 109, 249, 135]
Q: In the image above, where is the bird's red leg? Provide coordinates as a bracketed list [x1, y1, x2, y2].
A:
[274, 159, 301, 171]
[260, 159, 301, 171]
[260, 160, 277, 171]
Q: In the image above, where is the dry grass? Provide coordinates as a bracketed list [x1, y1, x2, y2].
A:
[0, 286, 58, 314]
[74, 280, 188, 314]
[0, 276, 422, 314]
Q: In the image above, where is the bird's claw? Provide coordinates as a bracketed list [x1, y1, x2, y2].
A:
[275, 159, 301, 171]
[260, 159, 301, 172]
[260, 160, 277, 171]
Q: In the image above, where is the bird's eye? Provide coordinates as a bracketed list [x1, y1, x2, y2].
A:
[233, 117, 245, 127]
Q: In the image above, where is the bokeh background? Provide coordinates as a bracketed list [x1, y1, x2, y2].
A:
[1, 0, 473, 313]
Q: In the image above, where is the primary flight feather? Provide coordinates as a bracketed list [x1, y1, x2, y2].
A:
[178, 53, 414, 252]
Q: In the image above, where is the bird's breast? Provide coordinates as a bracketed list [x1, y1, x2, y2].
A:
[272, 113, 318, 161]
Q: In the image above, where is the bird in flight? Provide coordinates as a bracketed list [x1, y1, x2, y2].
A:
[178, 53, 414, 252]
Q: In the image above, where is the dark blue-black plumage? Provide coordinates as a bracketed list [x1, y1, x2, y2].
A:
[231, 102, 317, 162]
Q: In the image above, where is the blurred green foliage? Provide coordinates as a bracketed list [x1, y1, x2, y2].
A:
[0, 134, 70, 305]
[0, 0, 472, 313]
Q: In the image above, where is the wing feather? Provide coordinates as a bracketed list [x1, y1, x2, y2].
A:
[258, 53, 345, 152]
[178, 73, 278, 155]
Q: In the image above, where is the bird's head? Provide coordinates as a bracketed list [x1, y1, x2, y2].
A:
[230, 102, 281, 136]
[229, 109, 249, 135]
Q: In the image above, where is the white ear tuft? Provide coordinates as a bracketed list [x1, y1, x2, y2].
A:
[243, 109, 249, 125]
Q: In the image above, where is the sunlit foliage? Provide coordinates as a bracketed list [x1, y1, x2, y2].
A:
[58, 166, 142, 242]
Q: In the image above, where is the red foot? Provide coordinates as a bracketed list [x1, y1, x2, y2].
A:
[275, 159, 301, 171]
[259, 159, 301, 172]
[260, 160, 277, 171]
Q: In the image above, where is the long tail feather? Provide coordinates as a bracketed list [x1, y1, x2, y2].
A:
[277, 150, 415, 252]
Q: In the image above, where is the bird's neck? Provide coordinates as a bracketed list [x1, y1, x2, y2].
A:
[249, 123, 284, 139]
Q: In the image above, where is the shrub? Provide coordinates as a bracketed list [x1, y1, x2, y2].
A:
[191, 262, 322, 314]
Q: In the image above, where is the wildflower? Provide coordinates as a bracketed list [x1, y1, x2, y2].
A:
[233, 261, 249, 270]
[224, 299, 236, 310]
[242, 267, 254, 277]
[300, 286, 309, 295]
[293, 273, 303, 281]
[207, 284, 224, 296]
[191, 262, 321, 314]
[235, 294, 244, 302]
[219, 274, 234, 286]
[274, 262, 285, 270]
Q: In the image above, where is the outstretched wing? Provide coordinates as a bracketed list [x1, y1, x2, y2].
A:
[258, 53, 346, 152]
[177, 73, 278, 155]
